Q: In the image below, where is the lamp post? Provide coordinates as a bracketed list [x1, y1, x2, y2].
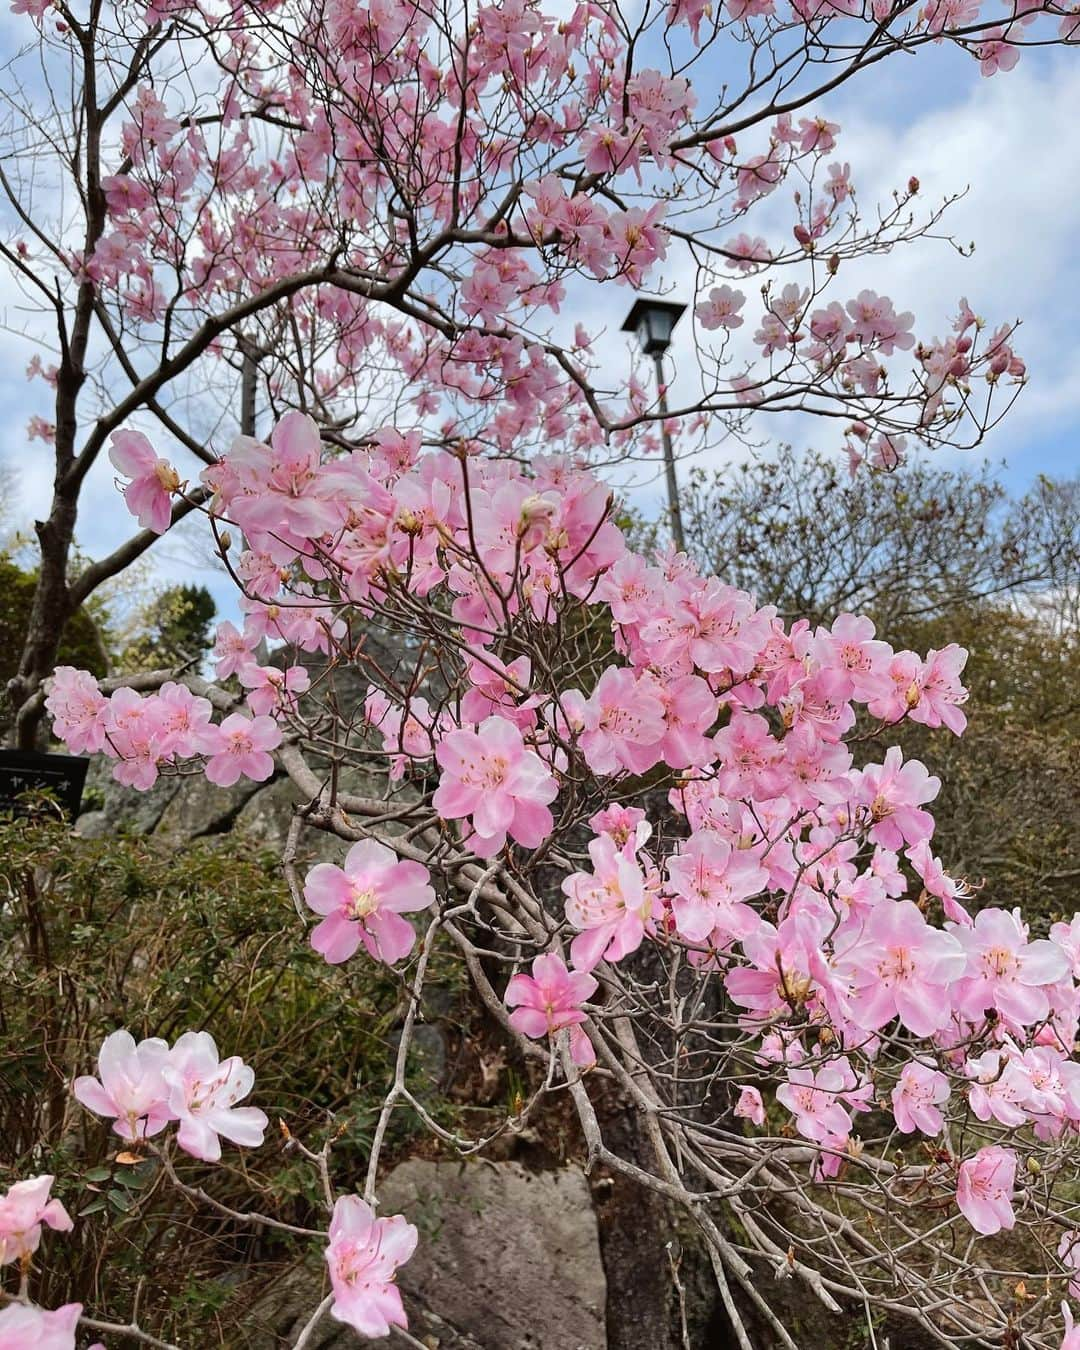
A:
[238, 334, 266, 439]
[621, 297, 687, 553]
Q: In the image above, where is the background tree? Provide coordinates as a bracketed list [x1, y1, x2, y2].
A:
[680, 448, 1080, 629]
[118, 583, 216, 672]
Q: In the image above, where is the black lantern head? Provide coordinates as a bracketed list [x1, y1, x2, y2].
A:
[621, 298, 687, 356]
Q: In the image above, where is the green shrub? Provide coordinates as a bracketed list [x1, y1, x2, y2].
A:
[0, 816, 461, 1343]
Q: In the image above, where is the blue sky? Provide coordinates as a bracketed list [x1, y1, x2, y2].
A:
[0, 19, 1077, 627]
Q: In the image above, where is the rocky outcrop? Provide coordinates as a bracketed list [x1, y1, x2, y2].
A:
[380, 1159, 607, 1350]
[241, 1160, 608, 1350]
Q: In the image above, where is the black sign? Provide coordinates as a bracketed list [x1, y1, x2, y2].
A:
[0, 749, 89, 820]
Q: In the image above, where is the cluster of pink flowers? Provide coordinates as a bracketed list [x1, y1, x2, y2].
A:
[47, 412, 1080, 1341]
[46, 671, 282, 790]
[74, 1029, 268, 1163]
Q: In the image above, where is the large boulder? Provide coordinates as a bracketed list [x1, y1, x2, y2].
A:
[379, 1159, 607, 1350]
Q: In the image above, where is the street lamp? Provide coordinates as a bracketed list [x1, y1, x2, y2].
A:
[238, 334, 267, 439]
[621, 297, 687, 552]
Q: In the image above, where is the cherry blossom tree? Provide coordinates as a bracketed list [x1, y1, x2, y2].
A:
[16, 414, 1080, 1348]
[2, 0, 1052, 748]
[5, 0, 1080, 1346]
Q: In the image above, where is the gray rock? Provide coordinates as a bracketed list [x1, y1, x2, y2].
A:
[237, 1162, 605, 1349]
[152, 772, 263, 844]
[378, 1160, 607, 1350]
[73, 809, 109, 838]
[81, 754, 184, 835]
[232, 775, 313, 853]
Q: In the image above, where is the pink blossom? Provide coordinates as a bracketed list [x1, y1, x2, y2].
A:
[154, 681, 219, 758]
[696, 285, 745, 331]
[45, 667, 109, 754]
[953, 907, 1071, 1025]
[228, 412, 342, 540]
[711, 712, 785, 800]
[977, 29, 1020, 76]
[326, 1195, 418, 1339]
[563, 833, 656, 971]
[723, 233, 772, 272]
[0, 1303, 82, 1350]
[505, 953, 597, 1066]
[433, 715, 558, 856]
[573, 667, 667, 775]
[840, 899, 965, 1036]
[857, 746, 940, 850]
[212, 620, 258, 679]
[734, 1085, 765, 1126]
[0, 1176, 73, 1265]
[366, 689, 439, 780]
[108, 429, 179, 534]
[909, 645, 968, 734]
[796, 115, 839, 154]
[1061, 1302, 1080, 1350]
[588, 803, 651, 854]
[162, 1031, 268, 1163]
[776, 1064, 852, 1144]
[845, 290, 915, 355]
[735, 153, 782, 208]
[666, 831, 766, 945]
[891, 1062, 949, 1135]
[73, 1028, 173, 1141]
[1059, 1234, 1080, 1300]
[818, 613, 892, 703]
[460, 651, 539, 729]
[907, 839, 973, 927]
[203, 713, 281, 786]
[966, 1049, 1031, 1128]
[955, 1146, 1016, 1236]
[304, 839, 435, 966]
[239, 663, 311, 716]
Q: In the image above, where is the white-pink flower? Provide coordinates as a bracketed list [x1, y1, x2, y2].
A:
[696, 284, 745, 331]
[0, 1302, 82, 1350]
[0, 1175, 73, 1265]
[203, 713, 282, 787]
[953, 907, 1071, 1026]
[73, 1028, 173, 1141]
[239, 662, 311, 717]
[162, 1031, 268, 1163]
[734, 1085, 765, 1127]
[776, 1064, 852, 1144]
[45, 667, 109, 754]
[891, 1062, 949, 1135]
[665, 830, 766, 945]
[505, 953, 597, 1066]
[563, 833, 656, 971]
[326, 1195, 418, 1339]
[433, 715, 558, 856]
[108, 428, 179, 534]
